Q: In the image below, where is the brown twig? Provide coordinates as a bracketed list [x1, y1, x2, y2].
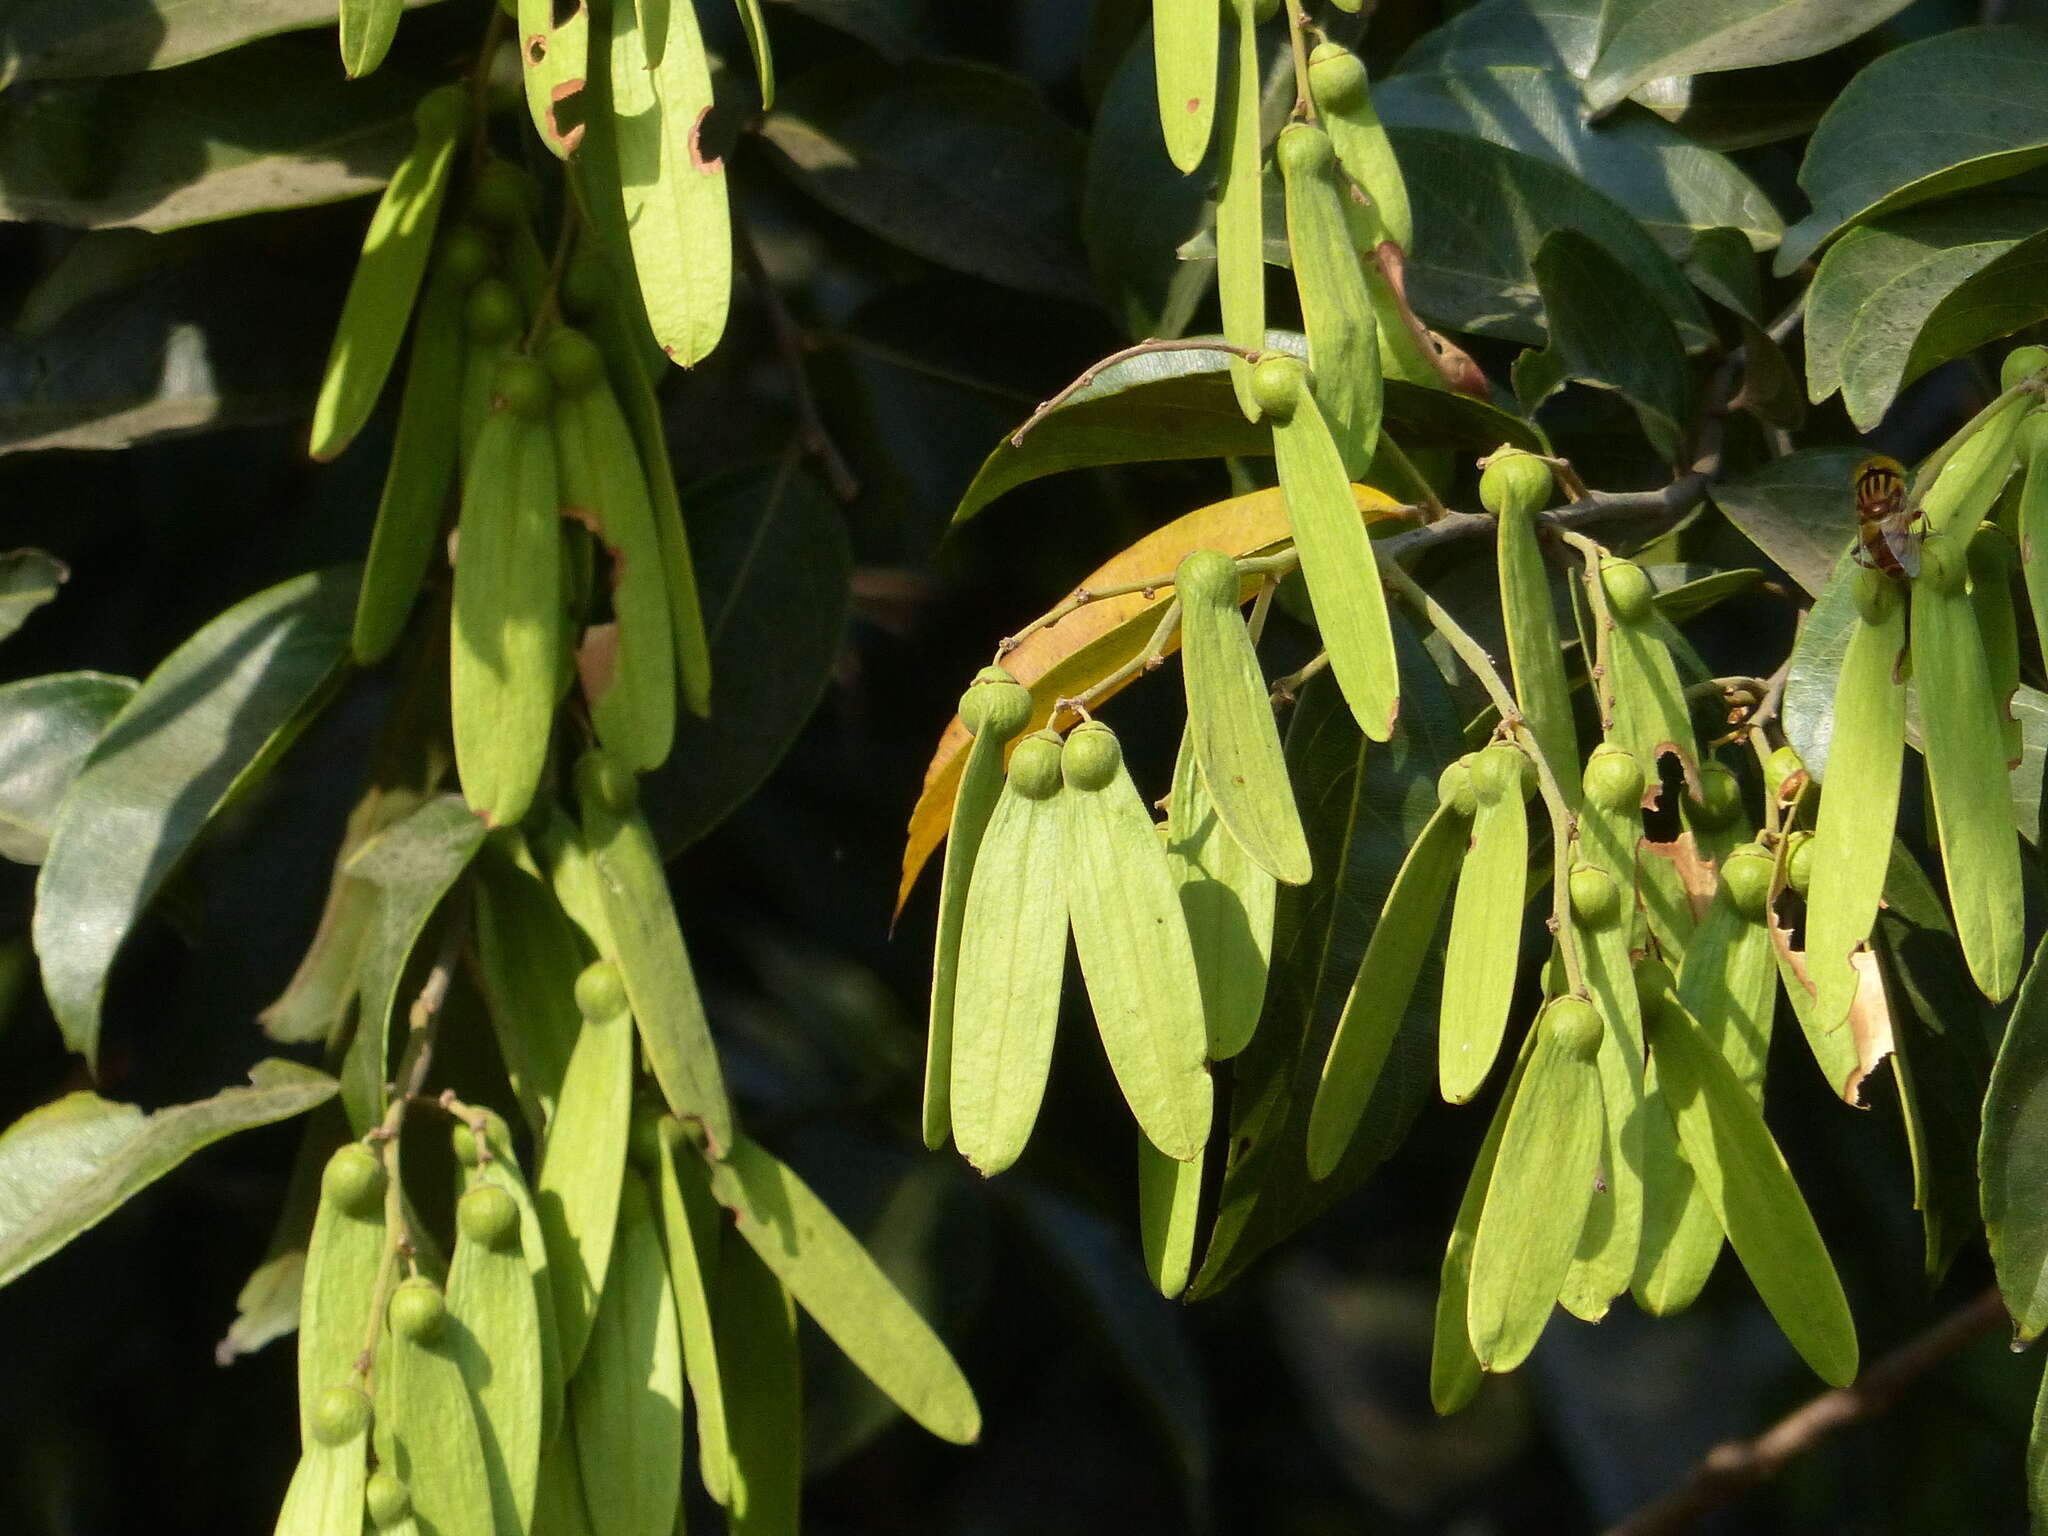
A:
[1603, 1287, 2012, 1536]
[1011, 339, 1264, 447]
[736, 220, 860, 503]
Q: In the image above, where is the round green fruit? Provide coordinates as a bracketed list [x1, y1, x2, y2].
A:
[492, 357, 552, 421]
[321, 1144, 385, 1217]
[2002, 344, 2048, 390]
[1568, 864, 1620, 928]
[574, 959, 628, 1022]
[1249, 354, 1306, 420]
[960, 668, 1031, 740]
[1721, 845, 1775, 920]
[1691, 763, 1742, 828]
[1766, 745, 1806, 798]
[365, 1472, 411, 1529]
[1470, 742, 1524, 805]
[312, 1384, 371, 1446]
[388, 1279, 446, 1344]
[1599, 559, 1655, 623]
[1176, 547, 1239, 609]
[1478, 451, 1554, 519]
[464, 278, 522, 344]
[541, 328, 605, 396]
[458, 1184, 520, 1250]
[438, 227, 494, 289]
[1582, 746, 1645, 815]
[413, 83, 469, 139]
[1275, 122, 1334, 179]
[1306, 45, 1368, 113]
[1545, 996, 1603, 1062]
[576, 748, 638, 813]
[469, 160, 536, 230]
[1437, 756, 1477, 817]
[1854, 563, 1901, 624]
[1061, 722, 1124, 793]
[1785, 830, 1815, 895]
[1008, 732, 1065, 801]
[561, 253, 614, 319]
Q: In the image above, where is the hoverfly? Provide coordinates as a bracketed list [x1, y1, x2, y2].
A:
[1849, 454, 1921, 581]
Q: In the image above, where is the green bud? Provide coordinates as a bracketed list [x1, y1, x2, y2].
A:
[1692, 762, 1743, 827]
[388, 1278, 446, 1343]
[574, 959, 628, 1021]
[1582, 745, 1645, 814]
[1061, 721, 1124, 793]
[1007, 731, 1065, 800]
[1250, 354, 1306, 420]
[1544, 995, 1603, 1061]
[320, 1144, 385, 1217]
[541, 327, 605, 395]
[1438, 756, 1477, 817]
[365, 1471, 411, 1529]
[1568, 864, 1620, 928]
[311, 1384, 372, 1447]
[463, 278, 522, 344]
[1722, 845, 1775, 920]
[457, 1184, 520, 1250]
[1479, 451, 1554, 519]
[492, 357, 552, 420]
[1599, 558, 1655, 624]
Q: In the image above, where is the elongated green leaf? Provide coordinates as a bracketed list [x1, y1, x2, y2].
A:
[217, 1108, 340, 1365]
[0, 548, 65, 639]
[0, 1059, 336, 1291]
[518, 0, 590, 155]
[1216, 2, 1263, 410]
[447, 1182, 544, 1536]
[1059, 723, 1213, 1161]
[1779, 24, 2048, 274]
[270, 1430, 368, 1536]
[572, 1176, 683, 1536]
[577, 759, 735, 1155]
[1804, 575, 1907, 1035]
[1972, 520, 2026, 768]
[608, 0, 729, 365]
[652, 1124, 732, 1504]
[1307, 802, 1465, 1178]
[472, 843, 587, 1133]
[1597, 561, 1700, 799]
[1151, 0, 1217, 174]
[1467, 1000, 1604, 1371]
[1982, 931, 2048, 1337]
[1138, 1138, 1203, 1300]
[33, 568, 353, 1066]
[2022, 418, 2048, 663]
[1644, 981, 1859, 1386]
[759, 59, 1092, 304]
[1376, 64, 1778, 255]
[1166, 730, 1275, 1062]
[1178, 549, 1308, 884]
[347, 795, 488, 1098]
[1279, 124, 1383, 478]
[1307, 43, 1412, 252]
[1587, 0, 1909, 113]
[1712, 445, 1863, 599]
[949, 733, 1068, 1176]
[1269, 368, 1399, 741]
[376, 1282, 494, 1536]
[703, 1134, 981, 1444]
[954, 332, 1540, 523]
[732, 0, 774, 104]
[1083, 23, 1215, 341]
[1496, 498, 1577, 808]
[925, 673, 1034, 1151]
[533, 1408, 597, 1536]
[1194, 628, 1461, 1297]
[340, 0, 403, 76]
[1515, 229, 1687, 459]
[1432, 1032, 1534, 1412]
[311, 88, 462, 460]
[1632, 1045, 1724, 1315]
[0, 672, 135, 865]
[462, 1111, 564, 1450]
[640, 461, 849, 854]
[0, 42, 418, 231]
[1912, 545, 2023, 1001]
[1440, 745, 1529, 1103]
[535, 972, 633, 1376]
[1385, 127, 1710, 349]
[298, 1143, 387, 1447]
[351, 255, 465, 664]
[716, 1228, 802, 1535]
[3, 0, 451, 82]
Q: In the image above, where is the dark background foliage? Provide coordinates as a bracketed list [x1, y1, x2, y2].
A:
[3, 0, 2046, 1532]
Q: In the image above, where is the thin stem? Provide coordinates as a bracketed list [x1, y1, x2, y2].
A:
[1908, 365, 2048, 513]
[1604, 1287, 2010, 1536]
[1012, 339, 1264, 447]
[737, 219, 860, 503]
[522, 194, 580, 349]
[1271, 649, 1330, 706]
[996, 572, 1183, 660]
[1059, 597, 1182, 717]
[1560, 530, 1618, 734]
[1246, 573, 1278, 645]
[1375, 434, 1448, 522]
[1380, 562, 1587, 997]
[467, 7, 509, 173]
[1284, 0, 1317, 120]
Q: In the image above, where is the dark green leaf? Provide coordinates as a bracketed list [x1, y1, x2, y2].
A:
[1804, 196, 2048, 409]
[0, 550, 68, 641]
[0, 40, 420, 230]
[1387, 127, 1710, 348]
[0, 672, 136, 865]
[1082, 24, 1214, 339]
[0, 0, 448, 82]
[951, 332, 1542, 524]
[1983, 930, 2048, 1337]
[642, 461, 851, 856]
[1190, 620, 1463, 1297]
[32, 568, 355, 1067]
[1778, 24, 2048, 274]
[1514, 228, 1689, 458]
[780, 0, 925, 60]
[1585, 0, 1911, 113]
[1780, 552, 1860, 781]
[1710, 445, 1862, 596]
[1374, 66, 1781, 255]
[1686, 226, 1762, 320]
[1392, 0, 1599, 76]
[0, 1059, 338, 1288]
[759, 59, 1093, 303]
[1009, 1186, 1210, 1494]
